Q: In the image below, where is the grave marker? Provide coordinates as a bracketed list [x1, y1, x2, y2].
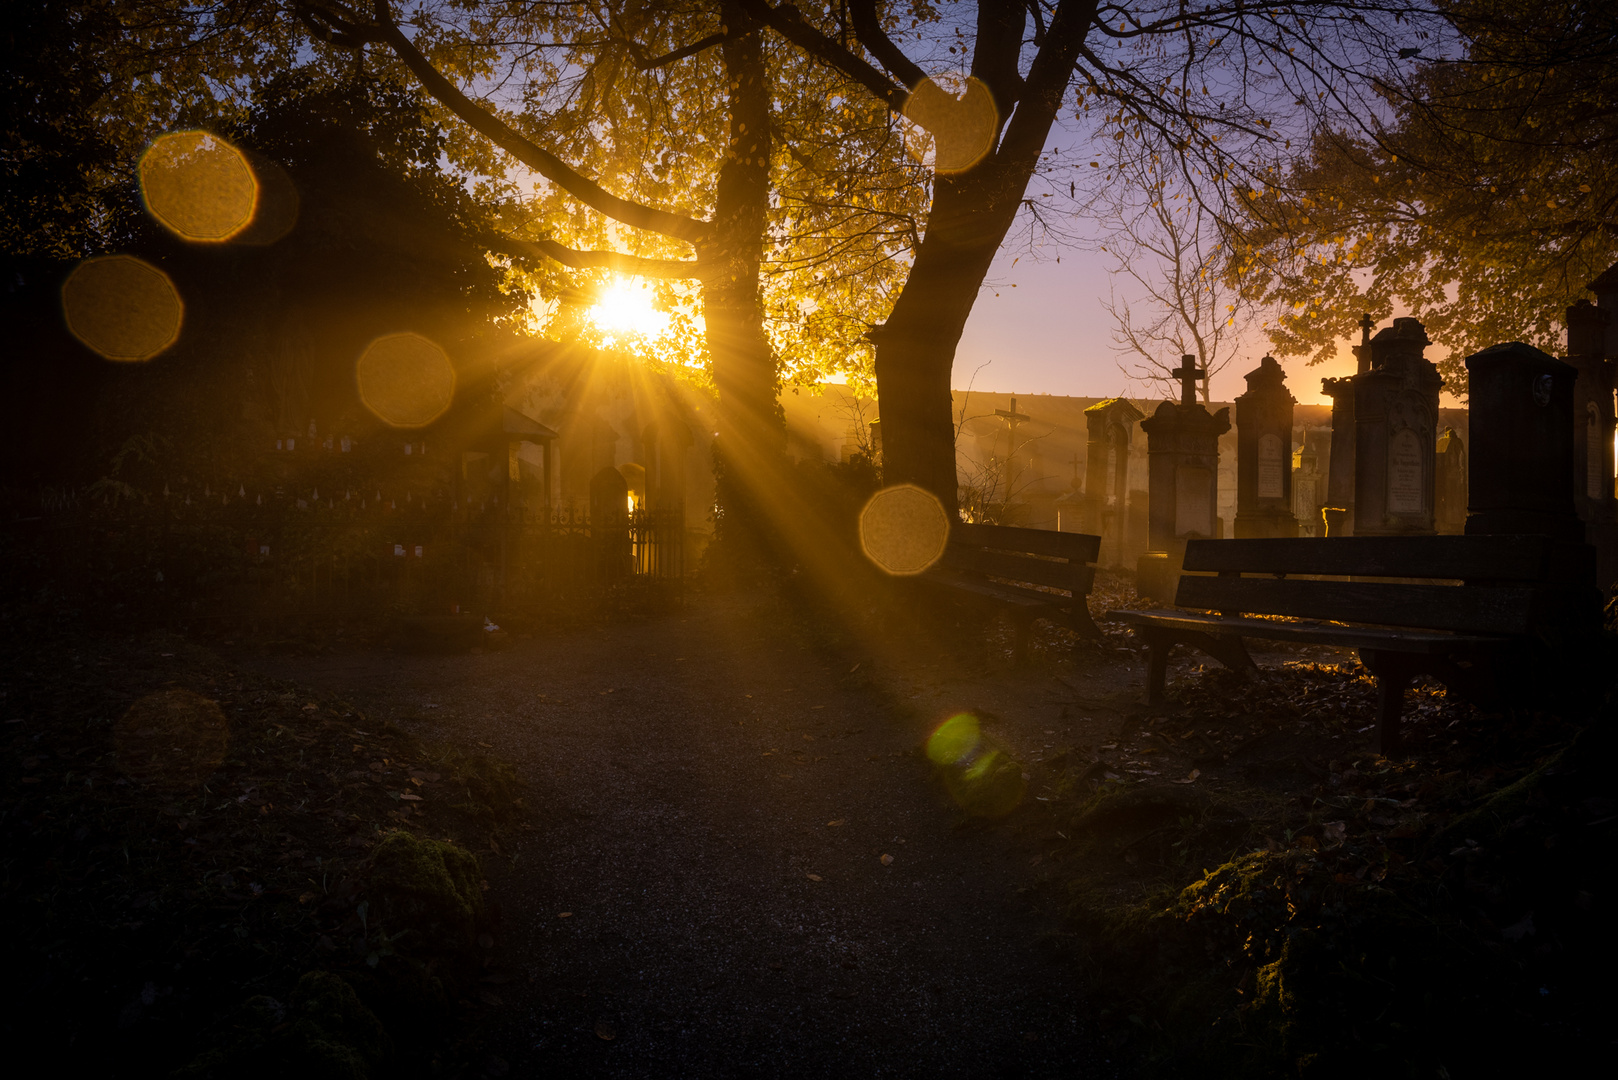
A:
[1353, 317, 1443, 536]
[1234, 355, 1298, 538]
[1464, 342, 1581, 540]
[1140, 355, 1230, 552]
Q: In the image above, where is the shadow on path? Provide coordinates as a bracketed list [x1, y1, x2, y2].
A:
[245, 596, 1107, 1079]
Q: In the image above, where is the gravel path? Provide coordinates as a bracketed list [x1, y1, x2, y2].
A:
[246, 595, 1111, 1079]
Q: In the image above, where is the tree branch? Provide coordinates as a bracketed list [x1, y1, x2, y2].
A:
[300, 1, 713, 249]
[624, 31, 728, 70]
[739, 0, 909, 111]
[847, 0, 924, 89]
[486, 234, 704, 279]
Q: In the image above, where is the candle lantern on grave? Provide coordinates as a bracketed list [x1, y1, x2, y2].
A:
[1234, 356, 1298, 538]
[1141, 355, 1231, 551]
[1353, 317, 1443, 536]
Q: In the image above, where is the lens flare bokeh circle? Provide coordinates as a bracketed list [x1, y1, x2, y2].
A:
[901, 74, 999, 175]
[859, 484, 950, 575]
[139, 130, 259, 242]
[927, 713, 1026, 818]
[356, 332, 456, 428]
[61, 255, 183, 362]
[114, 688, 230, 789]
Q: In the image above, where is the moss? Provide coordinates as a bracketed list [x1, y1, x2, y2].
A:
[363, 831, 483, 953]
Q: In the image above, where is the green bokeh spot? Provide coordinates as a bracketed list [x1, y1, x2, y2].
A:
[927, 713, 981, 765]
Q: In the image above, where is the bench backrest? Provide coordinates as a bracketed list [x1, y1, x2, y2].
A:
[942, 523, 1100, 596]
[1175, 536, 1598, 636]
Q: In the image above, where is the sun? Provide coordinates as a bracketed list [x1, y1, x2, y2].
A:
[588, 280, 670, 339]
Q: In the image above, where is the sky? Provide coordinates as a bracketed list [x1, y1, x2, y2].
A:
[951, 238, 1365, 407]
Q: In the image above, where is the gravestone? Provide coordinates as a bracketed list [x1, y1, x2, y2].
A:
[1353, 317, 1444, 536]
[1434, 427, 1468, 534]
[1464, 342, 1582, 539]
[1291, 431, 1328, 537]
[1589, 260, 1618, 358]
[1234, 356, 1298, 538]
[1081, 397, 1144, 564]
[1320, 314, 1375, 536]
[1565, 299, 1617, 585]
[1140, 355, 1231, 551]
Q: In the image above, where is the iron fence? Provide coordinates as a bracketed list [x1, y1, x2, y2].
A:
[0, 488, 686, 621]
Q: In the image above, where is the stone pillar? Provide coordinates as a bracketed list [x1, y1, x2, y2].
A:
[1354, 317, 1444, 536]
[1464, 342, 1582, 540]
[1234, 356, 1299, 538]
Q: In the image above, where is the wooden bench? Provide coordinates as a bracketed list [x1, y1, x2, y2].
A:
[1109, 535, 1599, 754]
[920, 522, 1103, 658]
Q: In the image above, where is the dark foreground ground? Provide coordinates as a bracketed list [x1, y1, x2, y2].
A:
[5, 577, 1613, 1078]
[244, 593, 1117, 1079]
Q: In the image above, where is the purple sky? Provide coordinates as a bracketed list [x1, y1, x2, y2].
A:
[952, 224, 1365, 408]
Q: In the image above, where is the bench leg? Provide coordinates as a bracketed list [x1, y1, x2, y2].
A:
[1068, 602, 1104, 642]
[1361, 650, 1415, 757]
[1144, 630, 1171, 705]
[1013, 617, 1033, 666]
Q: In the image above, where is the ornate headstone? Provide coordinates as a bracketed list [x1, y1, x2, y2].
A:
[1234, 356, 1298, 538]
[1464, 343, 1582, 539]
[1353, 318, 1444, 536]
[1140, 355, 1231, 552]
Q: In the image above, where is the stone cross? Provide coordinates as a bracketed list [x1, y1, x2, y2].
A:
[1173, 355, 1205, 407]
[995, 396, 1030, 428]
[1356, 313, 1374, 374]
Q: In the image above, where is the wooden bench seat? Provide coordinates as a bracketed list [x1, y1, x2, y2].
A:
[1110, 535, 1599, 754]
[920, 522, 1102, 658]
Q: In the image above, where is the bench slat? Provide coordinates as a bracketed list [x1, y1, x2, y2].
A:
[926, 568, 1074, 610]
[952, 522, 1100, 564]
[1109, 609, 1504, 653]
[938, 546, 1096, 594]
[1182, 536, 1594, 583]
[1175, 576, 1540, 635]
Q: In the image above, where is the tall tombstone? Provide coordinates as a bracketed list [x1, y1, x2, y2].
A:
[1234, 356, 1299, 538]
[1567, 294, 1618, 590]
[1353, 317, 1444, 536]
[1319, 314, 1373, 535]
[1082, 397, 1144, 562]
[1291, 431, 1327, 537]
[1590, 260, 1618, 358]
[1433, 427, 1468, 534]
[1140, 355, 1231, 552]
[1464, 342, 1582, 539]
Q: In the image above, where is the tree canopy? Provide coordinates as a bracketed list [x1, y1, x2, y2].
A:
[1231, 0, 1618, 385]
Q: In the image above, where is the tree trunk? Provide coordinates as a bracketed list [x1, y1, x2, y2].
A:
[706, 2, 785, 560]
[873, 174, 1023, 516]
[866, 0, 1095, 516]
